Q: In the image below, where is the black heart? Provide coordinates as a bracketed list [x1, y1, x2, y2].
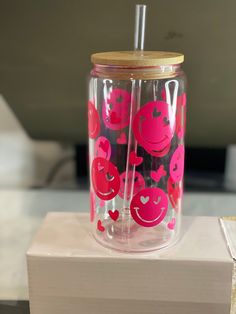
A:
[153, 107, 161, 118]
[116, 95, 123, 103]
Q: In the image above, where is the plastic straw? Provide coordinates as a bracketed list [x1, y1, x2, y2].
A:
[134, 4, 146, 51]
[122, 5, 146, 214]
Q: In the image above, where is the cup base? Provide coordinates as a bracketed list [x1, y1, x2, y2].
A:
[93, 215, 179, 253]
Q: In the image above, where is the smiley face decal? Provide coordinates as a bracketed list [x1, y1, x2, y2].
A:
[102, 88, 131, 130]
[132, 101, 174, 157]
[130, 187, 168, 227]
[92, 157, 120, 201]
[119, 171, 145, 200]
[170, 145, 185, 183]
[95, 136, 111, 160]
[88, 101, 100, 139]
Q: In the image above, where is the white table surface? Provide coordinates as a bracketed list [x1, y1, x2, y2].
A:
[0, 189, 236, 300]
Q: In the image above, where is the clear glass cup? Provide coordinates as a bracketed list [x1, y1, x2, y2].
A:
[88, 52, 186, 252]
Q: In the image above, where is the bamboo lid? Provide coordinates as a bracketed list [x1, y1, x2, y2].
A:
[91, 51, 184, 67]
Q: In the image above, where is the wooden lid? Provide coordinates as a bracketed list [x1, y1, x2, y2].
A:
[91, 51, 184, 66]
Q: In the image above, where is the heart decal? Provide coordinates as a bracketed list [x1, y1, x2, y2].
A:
[100, 199, 105, 207]
[97, 219, 105, 232]
[151, 165, 167, 182]
[108, 210, 119, 221]
[117, 132, 127, 144]
[129, 151, 143, 166]
[140, 196, 149, 204]
[167, 218, 176, 230]
[95, 137, 111, 160]
[99, 140, 109, 152]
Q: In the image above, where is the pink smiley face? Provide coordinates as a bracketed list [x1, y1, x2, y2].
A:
[95, 136, 111, 160]
[132, 101, 174, 157]
[170, 145, 185, 183]
[119, 171, 145, 200]
[102, 88, 131, 130]
[130, 187, 168, 227]
[92, 157, 120, 201]
[88, 101, 100, 139]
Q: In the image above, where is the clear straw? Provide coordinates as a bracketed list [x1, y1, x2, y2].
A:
[134, 4, 146, 51]
[122, 4, 147, 216]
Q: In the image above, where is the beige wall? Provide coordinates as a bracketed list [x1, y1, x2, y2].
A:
[0, 0, 235, 146]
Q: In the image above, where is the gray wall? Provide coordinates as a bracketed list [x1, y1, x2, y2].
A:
[0, 0, 235, 146]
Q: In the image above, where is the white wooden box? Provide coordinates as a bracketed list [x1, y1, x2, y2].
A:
[27, 213, 233, 314]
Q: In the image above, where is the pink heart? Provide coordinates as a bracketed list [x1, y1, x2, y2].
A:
[97, 220, 105, 232]
[129, 151, 143, 166]
[99, 140, 109, 152]
[117, 132, 127, 144]
[167, 218, 176, 230]
[108, 210, 119, 221]
[151, 165, 167, 182]
[100, 200, 105, 207]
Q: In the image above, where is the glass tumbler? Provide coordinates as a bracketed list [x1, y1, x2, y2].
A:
[88, 51, 186, 252]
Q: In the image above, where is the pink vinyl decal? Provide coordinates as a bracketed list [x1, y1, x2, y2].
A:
[117, 132, 127, 144]
[100, 199, 105, 207]
[177, 126, 184, 139]
[90, 191, 95, 222]
[167, 177, 182, 212]
[91, 157, 120, 201]
[167, 218, 176, 230]
[97, 219, 105, 232]
[88, 101, 100, 139]
[102, 88, 131, 130]
[108, 210, 119, 221]
[170, 145, 185, 183]
[130, 187, 168, 227]
[119, 170, 145, 200]
[95, 136, 111, 160]
[132, 101, 174, 157]
[129, 151, 143, 166]
[151, 165, 167, 182]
